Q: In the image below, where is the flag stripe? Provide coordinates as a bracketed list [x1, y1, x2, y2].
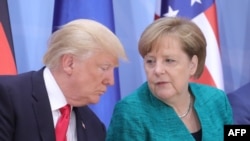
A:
[0, 0, 16, 75]
[0, 23, 16, 74]
[204, 4, 219, 43]
[193, 13, 224, 89]
[203, 4, 224, 89]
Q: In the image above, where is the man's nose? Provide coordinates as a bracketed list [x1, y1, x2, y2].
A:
[103, 70, 115, 85]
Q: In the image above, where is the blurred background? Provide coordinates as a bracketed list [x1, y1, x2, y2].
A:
[1, 0, 250, 128]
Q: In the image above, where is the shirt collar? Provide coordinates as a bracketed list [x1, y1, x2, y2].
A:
[43, 67, 67, 111]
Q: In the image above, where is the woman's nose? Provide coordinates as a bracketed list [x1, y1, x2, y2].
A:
[154, 62, 165, 75]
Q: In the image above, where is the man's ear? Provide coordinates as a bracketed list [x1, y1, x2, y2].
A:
[190, 55, 198, 75]
[61, 54, 74, 75]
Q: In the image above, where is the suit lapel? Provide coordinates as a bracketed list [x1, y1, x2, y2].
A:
[74, 108, 87, 141]
[31, 68, 56, 141]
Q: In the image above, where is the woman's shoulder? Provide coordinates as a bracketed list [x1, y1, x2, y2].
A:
[190, 82, 224, 92]
[189, 82, 226, 100]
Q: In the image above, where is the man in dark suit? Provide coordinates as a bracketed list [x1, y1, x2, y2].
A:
[227, 82, 250, 124]
[0, 19, 127, 141]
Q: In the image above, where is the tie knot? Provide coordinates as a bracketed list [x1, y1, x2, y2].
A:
[60, 104, 71, 116]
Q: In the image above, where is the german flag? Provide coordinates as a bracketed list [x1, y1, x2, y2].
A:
[0, 0, 17, 74]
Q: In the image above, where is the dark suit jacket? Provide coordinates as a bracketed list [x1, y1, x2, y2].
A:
[0, 68, 106, 141]
[227, 82, 250, 124]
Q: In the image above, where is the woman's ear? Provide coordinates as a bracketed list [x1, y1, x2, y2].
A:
[61, 54, 74, 75]
[190, 55, 198, 75]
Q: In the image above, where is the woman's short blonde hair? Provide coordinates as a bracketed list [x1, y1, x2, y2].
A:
[138, 17, 206, 79]
[43, 19, 127, 69]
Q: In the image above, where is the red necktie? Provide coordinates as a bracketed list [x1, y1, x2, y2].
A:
[55, 104, 71, 141]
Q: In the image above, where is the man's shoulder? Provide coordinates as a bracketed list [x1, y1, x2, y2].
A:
[0, 69, 43, 85]
[227, 82, 250, 107]
[228, 82, 250, 97]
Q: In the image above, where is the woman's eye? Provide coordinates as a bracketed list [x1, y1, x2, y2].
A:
[145, 59, 155, 64]
[166, 59, 175, 63]
[146, 60, 153, 64]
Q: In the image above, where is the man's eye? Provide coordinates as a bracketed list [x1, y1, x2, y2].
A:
[101, 65, 111, 71]
[101, 67, 108, 71]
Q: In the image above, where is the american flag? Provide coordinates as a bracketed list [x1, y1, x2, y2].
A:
[155, 0, 224, 90]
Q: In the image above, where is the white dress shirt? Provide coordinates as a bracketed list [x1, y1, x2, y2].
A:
[43, 67, 77, 141]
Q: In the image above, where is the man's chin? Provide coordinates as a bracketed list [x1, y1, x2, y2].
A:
[90, 97, 101, 104]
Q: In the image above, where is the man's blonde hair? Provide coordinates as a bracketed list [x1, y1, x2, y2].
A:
[43, 19, 127, 69]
